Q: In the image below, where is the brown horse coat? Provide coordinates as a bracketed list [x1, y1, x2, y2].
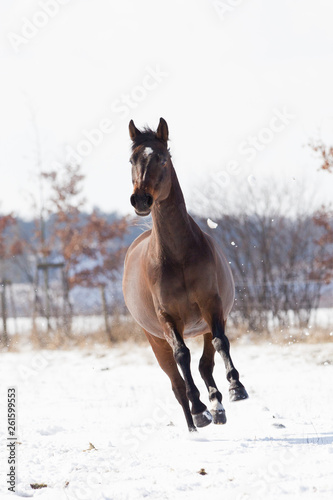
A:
[124, 222, 235, 340]
[123, 118, 248, 431]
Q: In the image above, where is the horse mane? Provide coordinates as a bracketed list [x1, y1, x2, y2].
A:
[131, 126, 166, 151]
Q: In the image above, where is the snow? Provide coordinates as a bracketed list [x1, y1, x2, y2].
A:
[207, 218, 218, 229]
[0, 341, 333, 499]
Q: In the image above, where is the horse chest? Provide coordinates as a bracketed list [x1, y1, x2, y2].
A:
[149, 257, 207, 309]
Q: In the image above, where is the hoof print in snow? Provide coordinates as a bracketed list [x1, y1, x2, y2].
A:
[198, 468, 207, 475]
[30, 483, 47, 490]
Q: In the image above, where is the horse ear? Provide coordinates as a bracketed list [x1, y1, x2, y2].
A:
[156, 117, 169, 143]
[129, 120, 141, 141]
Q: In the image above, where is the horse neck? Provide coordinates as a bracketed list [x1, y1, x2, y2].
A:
[150, 162, 197, 260]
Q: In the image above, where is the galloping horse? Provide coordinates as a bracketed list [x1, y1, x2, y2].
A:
[122, 118, 248, 431]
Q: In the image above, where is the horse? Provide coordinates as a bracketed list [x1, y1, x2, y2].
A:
[122, 118, 248, 431]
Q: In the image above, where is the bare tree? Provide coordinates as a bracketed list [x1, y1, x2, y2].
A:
[40, 163, 85, 335]
[309, 139, 333, 283]
[198, 181, 326, 333]
[41, 163, 128, 338]
[69, 210, 128, 341]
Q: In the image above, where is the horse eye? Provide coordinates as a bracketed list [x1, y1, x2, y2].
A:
[156, 154, 167, 165]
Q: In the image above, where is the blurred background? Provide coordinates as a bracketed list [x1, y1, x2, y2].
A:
[0, 0, 332, 346]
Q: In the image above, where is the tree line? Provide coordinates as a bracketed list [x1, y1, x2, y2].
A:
[0, 141, 332, 346]
[0, 162, 130, 346]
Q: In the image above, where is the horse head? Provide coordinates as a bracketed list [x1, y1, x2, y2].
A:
[129, 117, 172, 216]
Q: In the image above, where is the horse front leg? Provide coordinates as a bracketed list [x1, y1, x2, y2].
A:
[159, 312, 213, 428]
[201, 298, 249, 402]
[211, 316, 249, 401]
[143, 330, 196, 432]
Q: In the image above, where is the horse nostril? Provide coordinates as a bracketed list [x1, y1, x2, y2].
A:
[130, 194, 136, 207]
[146, 194, 153, 207]
[131, 192, 153, 211]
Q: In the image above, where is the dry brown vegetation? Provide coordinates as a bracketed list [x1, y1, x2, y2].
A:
[3, 315, 146, 352]
[2, 314, 332, 353]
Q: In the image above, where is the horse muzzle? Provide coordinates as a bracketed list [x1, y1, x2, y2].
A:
[130, 191, 154, 216]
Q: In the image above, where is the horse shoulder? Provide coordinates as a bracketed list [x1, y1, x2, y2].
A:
[203, 232, 232, 272]
[124, 229, 151, 264]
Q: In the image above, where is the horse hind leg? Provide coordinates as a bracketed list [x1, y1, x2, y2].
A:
[199, 332, 227, 424]
[143, 330, 197, 431]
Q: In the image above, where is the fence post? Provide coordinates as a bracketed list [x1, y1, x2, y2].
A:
[99, 284, 113, 342]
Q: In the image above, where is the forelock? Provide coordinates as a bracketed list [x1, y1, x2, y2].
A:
[130, 127, 167, 151]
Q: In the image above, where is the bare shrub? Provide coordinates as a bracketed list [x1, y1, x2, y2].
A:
[196, 180, 327, 333]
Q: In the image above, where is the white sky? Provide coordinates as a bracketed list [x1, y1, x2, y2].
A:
[1, 0, 333, 219]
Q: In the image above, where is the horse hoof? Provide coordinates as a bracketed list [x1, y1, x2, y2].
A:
[211, 408, 227, 424]
[210, 400, 227, 424]
[229, 385, 249, 402]
[211, 402, 227, 424]
[193, 409, 213, 428]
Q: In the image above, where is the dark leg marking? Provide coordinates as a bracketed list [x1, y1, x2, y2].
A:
[211, 319, 249, 402]
[172, 337, 212, 428]
[199, 332, 226, 424]
[144, 330, 196, 431]
[160, 314, 213, 428]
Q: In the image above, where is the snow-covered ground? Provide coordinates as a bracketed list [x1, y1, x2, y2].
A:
[0, 340, 332, 499]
